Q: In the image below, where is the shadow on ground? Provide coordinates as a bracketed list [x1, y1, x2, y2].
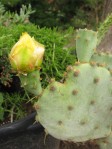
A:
[0, 124, 100, 149]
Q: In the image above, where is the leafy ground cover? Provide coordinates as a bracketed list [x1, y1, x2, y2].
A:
[0, 22, 76, 125]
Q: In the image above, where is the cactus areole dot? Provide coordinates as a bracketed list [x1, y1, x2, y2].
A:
[9, 32, 45, 73]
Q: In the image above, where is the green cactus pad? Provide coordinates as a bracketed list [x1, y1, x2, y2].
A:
[76, 29, 97, 62]
[19, 70, 42, 96]
[35, 63, 112, 142]
[95, 131, 112, 149]
[90, 52, 112, 70]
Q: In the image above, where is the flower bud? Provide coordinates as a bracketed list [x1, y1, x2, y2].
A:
[9, 32, 45, 73]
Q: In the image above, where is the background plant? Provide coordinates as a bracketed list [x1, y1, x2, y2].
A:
[97, 13, 112, 45]
[0, 93, 4, 121]
[0, 92, 32, 123]
[0, 2, 35, 26]
[1, 0, 104, 29]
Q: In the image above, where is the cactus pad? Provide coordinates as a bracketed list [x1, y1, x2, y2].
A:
[95, 131, 112, 149]
[76, 29, 97, 62]
[19, 70, 42, 96]
[35, 63, 112, 142]
[91, 52, 112, 70]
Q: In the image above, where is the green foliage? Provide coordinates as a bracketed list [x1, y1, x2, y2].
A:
[11, 4, 35, 24]
[84, 0, 102, 8]
[0, 23, 76, 87]
[2, 93, 30, 122]
[1, 0, 103, 29]
[29, 0, 101, 29]
[0, 93, 4, 120]
[98, 13, 112, 45]
[71, 9, 87, 28]
[0, 0, 21, 6]
[0, 55, 13, 86]
[0, 2, 35, 26]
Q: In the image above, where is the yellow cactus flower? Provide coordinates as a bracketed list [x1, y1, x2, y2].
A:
[9, 32, 45, 73]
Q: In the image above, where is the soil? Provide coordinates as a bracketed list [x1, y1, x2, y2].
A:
[60, 141, 99, 149]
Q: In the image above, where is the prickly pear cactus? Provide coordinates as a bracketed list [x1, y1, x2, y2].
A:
[19, 70, 42, 96]
[35, 63, 112, 142]
[76, 29, 97, 62]
[95, 130, 112, 149]
[90, 52, 112, 70]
